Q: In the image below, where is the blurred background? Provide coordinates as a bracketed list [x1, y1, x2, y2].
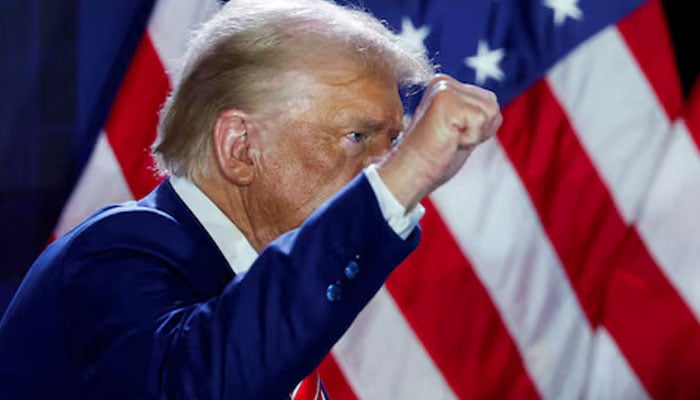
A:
[0, 0, 698, 398]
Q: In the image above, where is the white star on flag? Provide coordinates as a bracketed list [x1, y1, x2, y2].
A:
[396, 17, 430, 55]
[464, 40, 505, 85]
[543, 0, 583, 26]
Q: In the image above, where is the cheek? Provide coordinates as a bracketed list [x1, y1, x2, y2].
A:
[263, 137, 341, 194]
[294, 136, 353, 181]
[259, 128, 368, 212]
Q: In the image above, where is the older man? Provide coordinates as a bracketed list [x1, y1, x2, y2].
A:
[0, 0, 501, 398]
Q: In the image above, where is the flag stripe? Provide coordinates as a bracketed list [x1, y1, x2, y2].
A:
[103, 34, 167, 199]
[498, 79, 615, 327]
[318, 356, 359, 400]
[616, 0, 683, 120]
[429, 140, 608, 400]
[332, 288, 457, 400]
[548, 25, 672, 224]
[148, 0, 221, 80]
[386, 201, 540, 399]
[634, 120, 700, 321]
[601, 231, 700, 398]
[583, 328, 649, 400]
[53, 133, 134, 237]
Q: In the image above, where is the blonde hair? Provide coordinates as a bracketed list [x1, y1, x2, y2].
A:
[153, 0, 434, 178]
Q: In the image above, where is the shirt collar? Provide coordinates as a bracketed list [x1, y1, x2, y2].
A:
[169, 176, 258, 275]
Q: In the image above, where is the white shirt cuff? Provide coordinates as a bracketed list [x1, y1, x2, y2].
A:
[364, 164, 425, 240]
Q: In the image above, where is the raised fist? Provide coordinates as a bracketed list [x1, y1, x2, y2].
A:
[379, 74, 502, 210]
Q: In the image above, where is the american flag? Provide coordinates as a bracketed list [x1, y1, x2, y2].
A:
[1, 0, 699, 398]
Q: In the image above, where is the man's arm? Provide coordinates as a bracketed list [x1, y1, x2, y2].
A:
[64, 173, 418, 399]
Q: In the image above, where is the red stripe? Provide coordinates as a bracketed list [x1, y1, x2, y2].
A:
[292, 370, 322, 400]
[318, 356, 359, 400]
[604, 244, 700, 399]
[498, 82, 611, 326]
[499, 79, 700, 398]
[617, 0, 683, 120]
[104, 34, 168, 198]
[386, 201, 540, 399]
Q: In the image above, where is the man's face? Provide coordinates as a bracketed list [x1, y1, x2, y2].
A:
[250, 63, 404, 233]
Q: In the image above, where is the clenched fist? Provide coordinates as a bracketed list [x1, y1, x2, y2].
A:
[378, 74, 502, 211]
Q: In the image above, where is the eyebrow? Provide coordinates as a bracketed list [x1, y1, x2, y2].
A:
[353, 117, 403, 135]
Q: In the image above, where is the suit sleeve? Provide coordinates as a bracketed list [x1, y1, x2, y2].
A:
[62, 173, 420, 399]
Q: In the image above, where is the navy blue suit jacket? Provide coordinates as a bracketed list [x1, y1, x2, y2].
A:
[0, 173, 420, 399]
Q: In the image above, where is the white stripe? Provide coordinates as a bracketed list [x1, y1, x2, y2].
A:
[547, 27, 670, 225]
[431, 139, 637, 399]
[54, 133, 133, 237]
[636, 120, 700, 319]
[332, 287, 457, 400]
[431, 140, 593, 399]
[583, 328, 650, 400]
[148, 0, 221, 80]
[547, 26, 700, 320]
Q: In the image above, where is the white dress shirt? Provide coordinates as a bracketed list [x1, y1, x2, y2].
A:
[169, 164, 425, 275]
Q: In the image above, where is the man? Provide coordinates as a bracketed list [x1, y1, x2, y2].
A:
[0, 0, 501, 398]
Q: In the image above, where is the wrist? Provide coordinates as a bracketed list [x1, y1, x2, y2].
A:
[376, 149, 432, 212]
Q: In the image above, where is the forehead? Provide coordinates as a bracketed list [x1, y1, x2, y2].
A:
[269, 63, 405, 132]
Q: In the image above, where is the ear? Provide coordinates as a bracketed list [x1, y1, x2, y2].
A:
[212, 109, 256, 186]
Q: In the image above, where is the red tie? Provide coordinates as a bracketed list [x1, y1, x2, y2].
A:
[291, 370, 325, 400]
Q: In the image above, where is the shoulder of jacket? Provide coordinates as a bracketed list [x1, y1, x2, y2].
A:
[63, 202, 193, 264]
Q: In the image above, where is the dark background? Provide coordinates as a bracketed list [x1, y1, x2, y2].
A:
[662, 0, 698, 98]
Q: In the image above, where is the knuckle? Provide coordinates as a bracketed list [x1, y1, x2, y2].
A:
[485, 103, 501, 120]
[462, 82, 480, 92]
[429, 73, 451, 86]
[427, 74, 450, 93]
[431, 86, 451, 103]
[477, 87, 498, 102]
[488, 90, 499, 103]
[466, 84, 499, 104]
[470, 109, 488, 128]
[427, 83, 455, 109]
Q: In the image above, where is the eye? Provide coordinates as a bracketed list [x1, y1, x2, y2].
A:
[347, 131, 366, 143]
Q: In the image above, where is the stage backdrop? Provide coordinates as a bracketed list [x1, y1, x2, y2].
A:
[1, 0, 699, 398]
